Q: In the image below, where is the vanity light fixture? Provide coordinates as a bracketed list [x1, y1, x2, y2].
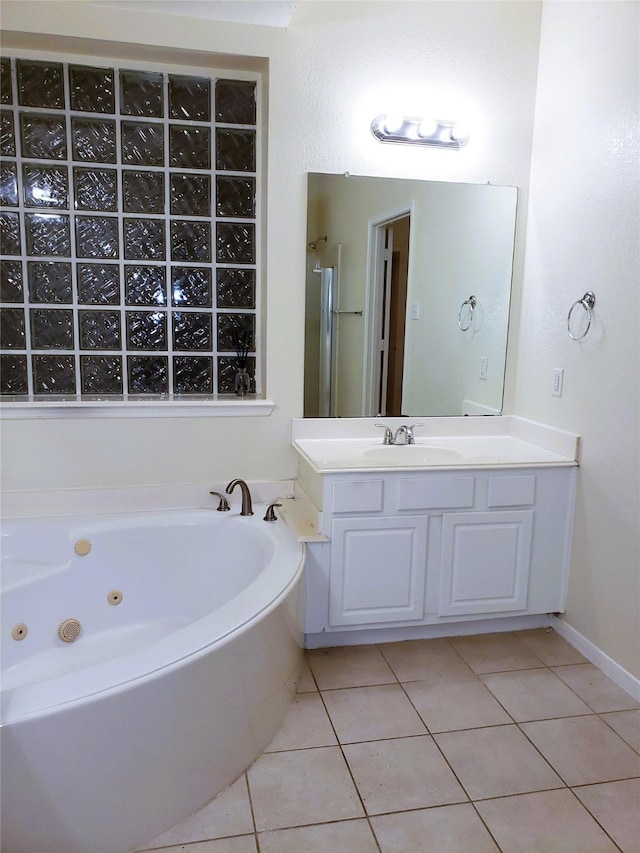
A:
[371, 114, 470, 149]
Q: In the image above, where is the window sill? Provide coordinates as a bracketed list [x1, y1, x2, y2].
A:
[0, 396, 275, 419]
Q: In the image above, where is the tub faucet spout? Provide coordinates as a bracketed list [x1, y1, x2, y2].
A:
[226, 479, 254, 516]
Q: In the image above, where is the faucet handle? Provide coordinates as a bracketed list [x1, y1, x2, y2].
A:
[263, 502, 282, 522]
[404, 423, 425, 444]
[375, 423, 394, 445]
[209, 491, 231, 511]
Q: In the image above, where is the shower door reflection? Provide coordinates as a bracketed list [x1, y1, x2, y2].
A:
[304, 243, 341, 417]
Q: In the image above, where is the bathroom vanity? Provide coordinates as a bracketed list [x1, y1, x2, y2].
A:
[290, 417, 579, 644]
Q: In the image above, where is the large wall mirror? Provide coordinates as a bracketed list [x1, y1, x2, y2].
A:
[304, 173, 518, 418]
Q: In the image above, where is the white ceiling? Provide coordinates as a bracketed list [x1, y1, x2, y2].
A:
[94, 1, 298, 27]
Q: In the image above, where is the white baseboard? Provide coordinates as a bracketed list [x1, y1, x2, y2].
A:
[550, 616, 640, 701]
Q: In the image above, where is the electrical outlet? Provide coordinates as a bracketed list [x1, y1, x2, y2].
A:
[411, 301, 420, 320]
[480, 356, 488, 380]
[552, 368, 564, 397]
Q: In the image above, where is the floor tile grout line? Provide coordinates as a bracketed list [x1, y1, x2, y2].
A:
[313, 678, 385, 853]
[597, 711, 640, 754]
[243, 770, 260, 852]
[375, 641, 411, 687]
[565, 785, 626, 853]
[550, 663, 640, 716]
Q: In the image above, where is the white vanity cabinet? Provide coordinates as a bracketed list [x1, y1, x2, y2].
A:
[303, 464, 576, 637]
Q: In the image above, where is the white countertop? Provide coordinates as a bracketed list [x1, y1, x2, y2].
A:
[292, 417, 579, 473]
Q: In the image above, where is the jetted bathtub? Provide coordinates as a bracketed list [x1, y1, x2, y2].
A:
[1, 508, 305, 853]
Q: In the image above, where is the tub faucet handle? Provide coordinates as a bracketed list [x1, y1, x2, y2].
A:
[226, 479, 254, 516]
[263, 502, 282, 522]
[209, 491, 231, 511]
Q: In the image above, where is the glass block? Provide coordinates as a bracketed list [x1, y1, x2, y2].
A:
[80, 355, 122, 394]
[25, 213, 72, 257]
[17, 60, 64, 109]
[216, 222, 255, 264]
[170, 173, 210, 217]
[124, 218, 165, 260]
[0, 307, 25, 348]
[0, 163, 17, 207]
[73, 167, 117, 212]
[170, 220, 210, 262]
[23, 164, 68, 209]
[121, 122, 164, 167]
[0, 260, 24, 302]
[77, 263, 120, 304]
[218, 355, 255, 394]
[30, 307, 73, 348]
[0, 354, 28, 395]
[125, 265, 166, 306]
[0, 212, 21, 255]
[216, 128, 255, 172]
[20, 113, 67, 160]
[71, 117, 116, 163]
[79, 309, 121, 349]
[27, 262, 72, 303]
[0, 57, 12, 105]
[173, 356, 213, 394]
[32, 354, 75, 394]
[169, 75, 210, 122]
[173, 312, 212, 351]
[120, 70, 164, 118]
[216, 268, 255, 308]
[122, 170, 164, 214]
[75, 216, 118, 259]
[215, 80, 256, 125]
[216, 176, 255, 218]
[171, 267, 212, 307]
[169, 125, 210, 169]
[126, 311, 167, 350]
[127, 355, 168, 394]
[1, 110, 15, 156]
[69, 64, 115, 114]
[217, 312, 255, 352]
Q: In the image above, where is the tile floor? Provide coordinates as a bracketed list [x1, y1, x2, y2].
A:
[137, 629, 640, 853]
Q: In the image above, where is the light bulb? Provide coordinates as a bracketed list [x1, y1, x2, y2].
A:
[383, 114, 404, 134]
[417, 118, 438, 138]
[450, 122, 470, 142]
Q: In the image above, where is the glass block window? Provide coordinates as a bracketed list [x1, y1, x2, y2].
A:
[0, 56, 260, 400]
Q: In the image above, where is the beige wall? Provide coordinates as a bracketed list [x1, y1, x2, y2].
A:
[0, 0, 542, 491]
[515, 2, 640, 676]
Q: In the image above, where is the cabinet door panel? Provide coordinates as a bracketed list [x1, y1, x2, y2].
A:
[439, 510, 533, 615]
[330, 516, 428, 626]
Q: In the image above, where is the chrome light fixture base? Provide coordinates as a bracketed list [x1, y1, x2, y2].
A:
[371, 114, 470, 149]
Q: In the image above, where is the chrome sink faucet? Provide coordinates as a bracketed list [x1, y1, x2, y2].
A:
[376, 423, 424, 445]
[393, 424, 416, 445]
[226, 479, 254, 516]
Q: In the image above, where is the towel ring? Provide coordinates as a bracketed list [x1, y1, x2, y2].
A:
[568, 291, 596, 340]
[458, 295, 477, 331]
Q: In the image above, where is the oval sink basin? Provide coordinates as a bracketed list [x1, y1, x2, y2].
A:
[364, 445, 463, 465]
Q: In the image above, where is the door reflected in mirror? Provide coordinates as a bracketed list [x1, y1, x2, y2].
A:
[304, 173, 518, 418]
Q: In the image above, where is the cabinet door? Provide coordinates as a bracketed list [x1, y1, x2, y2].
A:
[439, 510, 533, 616]
[329, 516, 428, 627]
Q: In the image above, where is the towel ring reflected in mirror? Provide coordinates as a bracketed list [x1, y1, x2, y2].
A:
[568, 291, 596, 340]
[458, 295, 477, 331]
